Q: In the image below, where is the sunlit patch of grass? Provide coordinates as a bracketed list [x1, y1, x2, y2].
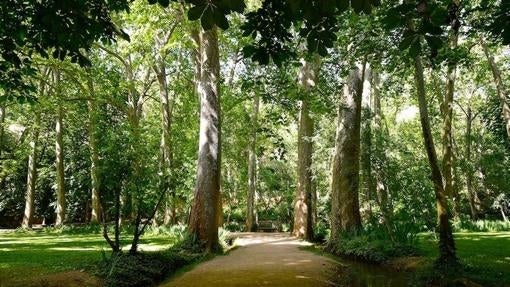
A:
[0, 229, 177, 284]
[418, 231, 510, 284]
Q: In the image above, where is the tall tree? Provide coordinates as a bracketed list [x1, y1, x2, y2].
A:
[21, 112, 41, 228]
[330, 66, 363, 240]
[371, 68, 394, 236]
[413, 54, 457, 264]
[442, 0, 460, 208]
[86, 72, 101, 223]
[293, 56, 320, 240]
[189, 27, 222, 251]
[54, 69, 66, 226]
[0, 105, 5, 157]
[246, 92, 259, 232]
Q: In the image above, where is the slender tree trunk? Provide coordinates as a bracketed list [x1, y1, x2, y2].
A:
[293, 57, 319, 240]
[480, 37, 510, 140]
[22, 113, 41, 228]
[442, 7, 459, 203]
[413, 55, 457, 264]
[330, 67, 363, 240]
[0, 105, 5, 157]
[465, 107, 477, 220]
[246, 93, 259, 232]
[154, 55, 174, 225]
[361, 64, 375, 217]
[189, 27, 222, 251]
[87, 73, 101, 223]
[371, 68, 394, 237]
[53, 69, 66, 226]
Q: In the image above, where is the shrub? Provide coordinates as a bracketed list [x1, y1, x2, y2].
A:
[452, 218, 510, 232]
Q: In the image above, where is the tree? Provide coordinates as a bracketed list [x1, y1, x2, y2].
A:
[330, 66, 363, 240]
[246, 92, 259, 232]
[189, 27, 222, 251]
[293, 56, 320, 240]
[53, 69, 66, 226]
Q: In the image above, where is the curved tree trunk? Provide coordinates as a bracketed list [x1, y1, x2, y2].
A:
[22, 112, 41, 228]
[293, 57, 319, 240]
[189, 27, 222, 252]
[54, 69, 66, 227]
[330, 67, 363, 240]
[246, 93, 259, 232]
[413, 55, 457, 265]
[480, 37, 510, 140]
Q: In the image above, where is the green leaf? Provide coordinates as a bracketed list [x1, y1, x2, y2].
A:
[399, 34, 415, 51]
[201, 8, 215, 30]
[213, 9, 229, 30]
[408, 37, 421, 58]
[336, 0, 349, 12]
[188, 5, 204, 21]
[228, 0, 245, 13]
[158, 0, 170, 7]
[430, 7, 447, 26]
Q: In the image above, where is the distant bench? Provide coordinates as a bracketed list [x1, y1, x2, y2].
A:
[257, 220, 279, 232]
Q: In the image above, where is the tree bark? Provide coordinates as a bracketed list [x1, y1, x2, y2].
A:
[413, 55, 457, 264]
[371, 68, 394, 237]
[189, 27, 222, 252]
[246, 93, 259, 232]
[0, 105, 5, 157]
[480, 37, 510, 140]
[442, 7, 459, 203]
[87, 74, 101, 223]
[330, 67, 363, 240]
[154, 51, 174, 226]
[464, 107, 478, 220]
[22, 112, 41, 228]
[54, 69, 66, 226]
[293, 57, 319, 240]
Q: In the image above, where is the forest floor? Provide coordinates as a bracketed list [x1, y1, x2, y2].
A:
[161, 233, 340, 287]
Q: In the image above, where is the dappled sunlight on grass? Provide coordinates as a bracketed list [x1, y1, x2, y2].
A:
[0, 230, 177, 284]
[418, 231, 510, 283]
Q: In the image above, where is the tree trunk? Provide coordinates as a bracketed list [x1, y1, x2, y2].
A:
[293, 57, 319, 240]
[465, 107, 478, 220]
[0, 105, 5, 157]
[330, 67, 363, 240]
[361, 63, 375, 217]
[480, 37, 510, 140]
[442, 11, 459, 203]
[87, 73, 101, 223]
[22, 113, 41, 228]
[246, 93, 259, 232]
[54, 69, 66, 227]
[413, 55, 457, 265]
[371, 68, 394, 237]
[189, 27, 222, 252]
[154, 54, 174, 226]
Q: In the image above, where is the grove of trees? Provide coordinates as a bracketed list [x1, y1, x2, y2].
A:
[1, 0, 510, 270]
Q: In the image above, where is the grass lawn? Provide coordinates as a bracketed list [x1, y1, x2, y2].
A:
[418, 231, 510, 285]
[0, 229, 178, 285]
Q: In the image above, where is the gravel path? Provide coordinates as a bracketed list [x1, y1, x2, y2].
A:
[161, 233, 338, 287]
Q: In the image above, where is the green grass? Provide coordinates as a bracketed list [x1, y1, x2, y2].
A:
[0, 229, 178, 285]
[418, 231, 510, 285]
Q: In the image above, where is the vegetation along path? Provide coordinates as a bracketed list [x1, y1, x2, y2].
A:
[161, 233, 338, 287]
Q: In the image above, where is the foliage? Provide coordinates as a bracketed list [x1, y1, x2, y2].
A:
[452, 219, 510, 232]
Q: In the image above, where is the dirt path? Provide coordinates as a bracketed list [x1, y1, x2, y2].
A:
[161, 233, 339, 287]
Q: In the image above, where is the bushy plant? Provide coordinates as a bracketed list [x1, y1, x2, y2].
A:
[452, 218, 510, 232]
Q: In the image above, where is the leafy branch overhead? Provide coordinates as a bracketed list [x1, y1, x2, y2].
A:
[241, 0, 381, 66]
[147, 0, 246, 30]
